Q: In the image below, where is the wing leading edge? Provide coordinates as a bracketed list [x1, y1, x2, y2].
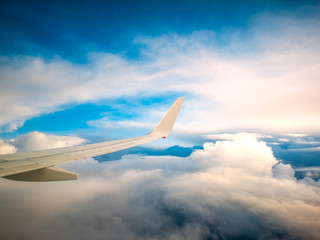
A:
[0, 97, 184, 181]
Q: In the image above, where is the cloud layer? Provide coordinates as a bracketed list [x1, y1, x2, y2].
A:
[1, 12, 320, 134]
[1, 133, 319, 240]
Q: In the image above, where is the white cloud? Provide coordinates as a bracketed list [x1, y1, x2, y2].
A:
[1, 133, 319, 239]
[205, 133, 265, 141]
[0, 132, 88, 153]
[196, 133, 277, 176]
[1, 13, 320, 134]
[283, 134, 308, 138]
[295, 167, 320, 171]
[277, 138, 290, 142]
[293, 139, 320, 145]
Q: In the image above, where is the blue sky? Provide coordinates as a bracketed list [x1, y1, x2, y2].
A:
[0, 0, 319, 169]
[1, 1, 320, 239]
[2, 0, 318, 61]
[1, 0, 320, 138]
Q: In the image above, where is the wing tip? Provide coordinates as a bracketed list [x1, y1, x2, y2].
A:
[151, 97, 184, 138]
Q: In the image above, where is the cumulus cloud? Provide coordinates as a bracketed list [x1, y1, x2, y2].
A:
[0, 139, 17, 154]
[1, 12, 320, 134]
[0, 132, 87, 154]
[1, 133, 319, 240]
[299, 176, 320, 187]
[272, 163, 296, 180]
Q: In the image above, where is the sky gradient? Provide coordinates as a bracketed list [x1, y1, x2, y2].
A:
[1, 1, 320, 239]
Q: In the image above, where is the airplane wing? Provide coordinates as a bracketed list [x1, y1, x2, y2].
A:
[0, 97, 184, 182]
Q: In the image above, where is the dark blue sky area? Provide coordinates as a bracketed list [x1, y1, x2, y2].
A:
[1, 0, 318, 62]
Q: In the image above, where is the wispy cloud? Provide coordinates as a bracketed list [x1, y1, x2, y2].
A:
[1, 12, 320, 134]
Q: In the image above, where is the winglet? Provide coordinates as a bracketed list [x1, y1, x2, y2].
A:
[150, 97, 184, 138]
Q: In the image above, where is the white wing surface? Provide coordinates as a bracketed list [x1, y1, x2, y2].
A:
[0, 97, 184, 181]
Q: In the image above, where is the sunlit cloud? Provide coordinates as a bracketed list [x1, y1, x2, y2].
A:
[0, 139, 17, 154]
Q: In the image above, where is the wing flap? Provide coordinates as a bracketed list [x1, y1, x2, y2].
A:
[3, 166, 78, 182]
